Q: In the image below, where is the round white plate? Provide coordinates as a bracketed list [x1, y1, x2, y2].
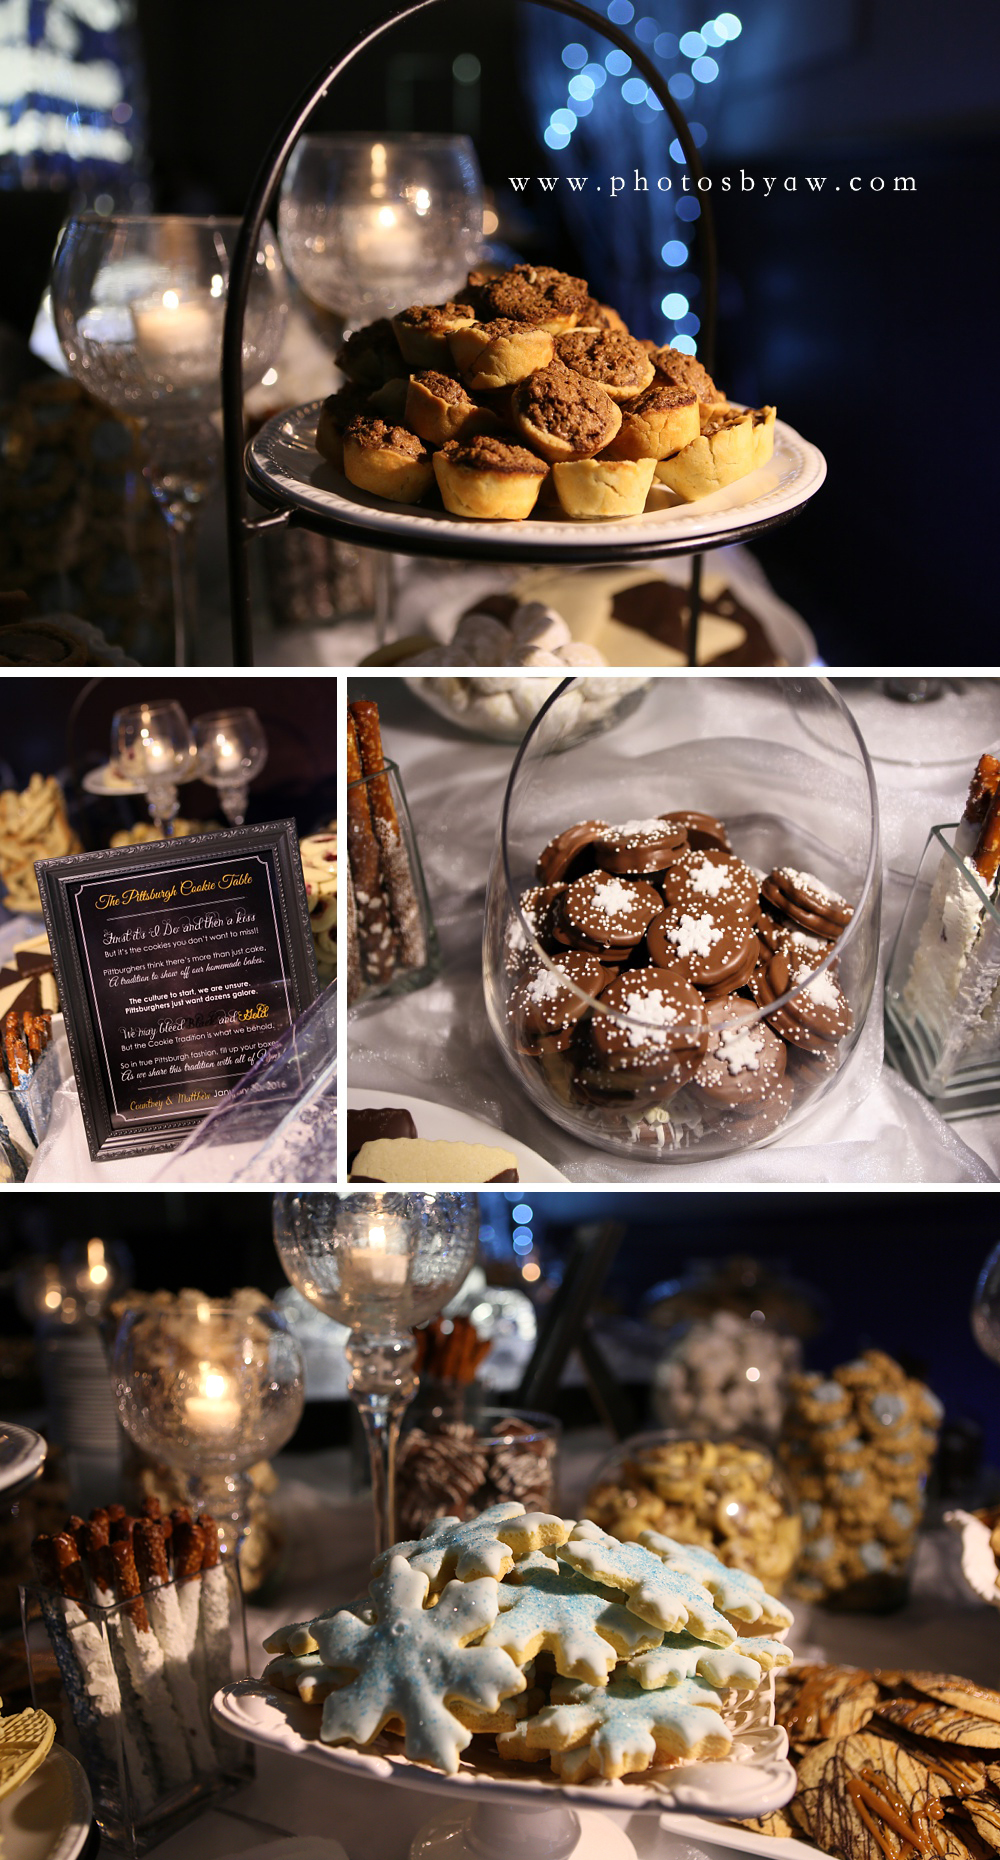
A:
[213, 1681, 796, 1823]
[247, 402, 826, 562]
[0, 1422, 46, 1499]
[0, 1745, 94, 1860]
[80, 762, 145, 798]
[348, 1088, 568, 1183]
[654, 1811, 815, 1858]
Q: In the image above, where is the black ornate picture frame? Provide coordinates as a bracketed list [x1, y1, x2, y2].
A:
[36, 821, 319, 1162]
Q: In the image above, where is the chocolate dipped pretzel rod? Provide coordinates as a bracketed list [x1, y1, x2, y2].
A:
[347, 710, 400, 988]
[972, 788, 1000, 890]
[109, 1532, 193, 1788]
[194, 1514, 234, 1717]
[135, 1518, 216, 1772]
[964, 753, 1000, 825]
[350, 698, 427, 970]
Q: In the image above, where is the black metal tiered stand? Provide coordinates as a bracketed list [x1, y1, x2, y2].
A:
[221, 0, 812, 666]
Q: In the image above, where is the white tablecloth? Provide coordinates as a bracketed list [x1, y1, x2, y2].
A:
[349, 679, 1000, 1183]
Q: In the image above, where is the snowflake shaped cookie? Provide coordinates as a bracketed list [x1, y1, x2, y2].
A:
[497, 1673, 732, 1779]
[372, 1503, 571, 1592]
[263, 1651, 343, 1703]
[481, 1557, 663, 1684]
[557, 1521, 735, 1643]
[310, 1556, 525, 1773]
[638, 1531, 793, 1630]
[263, 1592, 374, 1658]
[627, 1630, 793, 1693]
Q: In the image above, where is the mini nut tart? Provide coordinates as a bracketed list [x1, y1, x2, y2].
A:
[551, 455, 657, 519]
[336, 317, 404, 388]
[751, 405, 777, 469]
[603, 382, 701, 461]
[405, 370, 500, 448]
[315, 383, 373, 469]
[554, 329, 656, 402]
[448, 318, 555, 390]
[655, 408, 755, 501]
[391, 301, 477, 368]
[513, 364, 622, 462]
[433, 434, 549, 520]
[341, 415, 434, 503]
[478, 264, 590, 333]
[650, 344, 728, 411]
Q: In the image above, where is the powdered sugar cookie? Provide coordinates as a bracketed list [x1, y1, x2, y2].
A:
[498, 1671, 732, 1778]
[556, 1520, 735, 1642]
[312, 1557, 524, 1773]
[372, 1503, 571, 1590]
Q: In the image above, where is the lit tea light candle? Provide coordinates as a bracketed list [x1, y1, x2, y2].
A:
[349, 1220, 409, 1288]
[132, 289, 222, 383]
[184, 1366, 241, 1434]
[212, 731, 243, 776]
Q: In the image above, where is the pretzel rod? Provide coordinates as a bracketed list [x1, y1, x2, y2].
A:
[134, 1520, 216, 1772]
[171, 1517, 204, 1579]
[346, 711, 399, 986]
[31, 1535, 126, 1793]
[110, 1513, 135, 1544]
[964, 753, 1000, 825]
[194, 1514, 233, 1719]
[134, 1519, 171, 1588]
[972, 788, 1000, 889]
[196, 1515, 221, 1568]
[110, 1537, 195, 1789]
[90, 1541, 117, 1602]
[106, 1503, 126, 1522]
[350, 699, 427, 971]
[109, 1536, 149, 1630]
[344, 853, 363, 1004]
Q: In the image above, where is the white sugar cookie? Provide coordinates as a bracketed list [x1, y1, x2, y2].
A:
[497, 1672, 732, 1779]
[557, 1521, 735, 1643]
[638, 1531, 793, 1631]
[373, 1504, 572, 1592]
[483, 1560, 663, 1684]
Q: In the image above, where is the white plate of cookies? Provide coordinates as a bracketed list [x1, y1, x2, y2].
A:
[246, 264, 825, 560]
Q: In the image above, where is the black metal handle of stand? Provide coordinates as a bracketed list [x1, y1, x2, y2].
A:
[222, 0, 718, 666]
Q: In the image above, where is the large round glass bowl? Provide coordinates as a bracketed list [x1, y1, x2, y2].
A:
[483, 678, 880, 1163]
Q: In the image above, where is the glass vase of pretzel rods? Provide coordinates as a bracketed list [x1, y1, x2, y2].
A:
[345, 695, 440, 1006]
[21, 1501, 253, 1855]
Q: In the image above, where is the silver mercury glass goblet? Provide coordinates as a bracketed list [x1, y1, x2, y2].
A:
[192, 706, 268, 826]
[111, 1297, 305, 1559]
[110, 698, 196, 838]
[272, 1192, 478, 1553]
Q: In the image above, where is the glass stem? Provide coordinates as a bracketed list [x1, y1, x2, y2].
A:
[166, 516, 198, 668]
[188, 1468, 253, 1562]
[346, 1332, 418, 1554]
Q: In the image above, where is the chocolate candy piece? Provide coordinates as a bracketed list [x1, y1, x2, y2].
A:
[347, 1107, 418, 1169]
[590, 964, 707, 1082]
[506, 884, 567, 973]
[748, 951, 852, 1057]
[757, 906, 834, 966]
[592, 817, 687, 877]
[554, 870, 663, 953]
[760, 866, 853, 939]
[714, 1071, 795, 1145]
[537, 820, 609, 885]
[691, 998, 787, 1108]
[661, 848, 759, 923]
[648, 902, 759, 992]
[507, 951, 615, 1056]
[660, 811, 732, 853]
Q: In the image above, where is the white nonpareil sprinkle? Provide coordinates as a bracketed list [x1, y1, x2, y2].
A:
[609, 819, 668, 841]
[715, 1026, 764, 1074]
[591, 877, 639, 920]
[665, 912, 722, 958]
[622, 989, 680, 1047]
[779, 867, 846, 908]
[688, 859, 732, 899]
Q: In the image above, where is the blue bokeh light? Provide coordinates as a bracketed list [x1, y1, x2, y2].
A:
[605, 47, 632, 74]
[513, 1226, 533, 1242]
[635, 15, 659, 40]
[512, 1204, 533, 1223]
[689, 121, 708, 147]
[668, 71, 695, 99]
[550, 107, 578, 131]
[676, 311, 701, 335]
[583, 61, 608, 87]
[572, 94, 593, 115]
[676, 195, 701, 220]
[661, 239, 688, 266]
[544, 125, 571, 148]
[654, 30, 678, 55]
[622, 76, 647, 104]
[679, 29, 706, 57]
[692, 55, 719, 81]
[512, 1235, 533, 1254]
[661, 291, 689, 318]
[568, 73, 595, 99]
[700, 19, 725, 46]
[607, 0, 634, 20]
[561, 42, 588, 67]
[716, 12, 742, 37]
[672, 332, 698, 353]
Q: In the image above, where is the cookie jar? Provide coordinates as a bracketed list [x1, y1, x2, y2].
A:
[483, 677, 881, 1162]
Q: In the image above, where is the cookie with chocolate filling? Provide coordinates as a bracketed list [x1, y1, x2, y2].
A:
[507, 883, 568, 970]
[391, 301, 477, 368]
[336, 317, 404, 388]
[750, 949, 853, 1053]
[479, 264, 590, 333]
[553, 870, 663, 953]
[657, 811, 732, 853]
[342, 416, 433, 503]
[760, 867, 854, 939]
[691, 998, 787, 1109]
[405, 371, 499, 448]
[592, 818, 687, 877]
[551, 455, 656, 518]
[661, 847, 759, 923]
[433, 435, 549, 521]
[315, 384, 372, 469]
[512, 365, 622, 463]
[554, 329, 656, 402]
[757, 905, 835, 967]
[603, 382, 701, 461]
[537, 821, 609, 886]
[654, 408, 755, 501]
[448, 318, 555, 390]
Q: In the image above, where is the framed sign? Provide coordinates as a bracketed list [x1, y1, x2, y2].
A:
[36, 821, 319, 1162]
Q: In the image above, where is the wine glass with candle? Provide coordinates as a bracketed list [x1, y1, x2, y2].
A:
[192, 707, 268, 826]
[49, 215, 287, 665]
[272, 1192, 478, 1553]
[278, 133, 483, 329]
[111, 1297, 304, 1558]
[110, 698, 196, 837]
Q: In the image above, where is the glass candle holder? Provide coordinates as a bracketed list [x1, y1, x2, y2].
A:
[484, 677, 881, 1163]
[345, 758, 440, 1008]
[110, 700, 196, 838]
[20, 1558, 251, 1857]
[272, 1192, 478, 1552]
[885, 822, 1000, 1117]
[191, 707, 268, 826]
[110, 1299, 304, 1558]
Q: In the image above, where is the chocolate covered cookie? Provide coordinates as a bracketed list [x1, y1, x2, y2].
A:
[661, 847, 759, 923]
[761, 867, 854, 939]
[554, 871, 663, 953]
[592, 818, 687, 877]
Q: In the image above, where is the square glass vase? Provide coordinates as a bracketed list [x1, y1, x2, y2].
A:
[345, 757, 440, 1007]
[20, 1559, 252, 1856]
[884, 822, 1000, 1117]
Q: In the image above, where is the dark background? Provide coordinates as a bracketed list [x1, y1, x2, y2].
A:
[2, 1, 996, 663]
[1, 1191, 996, 1469]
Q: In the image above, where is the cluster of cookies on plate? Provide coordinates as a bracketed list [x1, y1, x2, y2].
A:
[262, 1505, 793, 1781]
[316, 263, 776, 520]
[505, 807, 855, 1151]
[748, 1661, 1000, 1856]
